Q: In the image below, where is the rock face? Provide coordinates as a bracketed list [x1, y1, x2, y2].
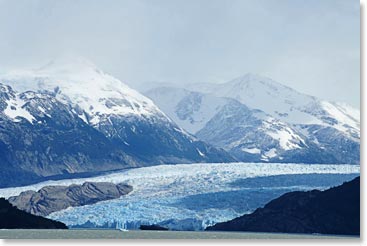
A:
[206, 177, 360, 235]
[8, 182, 133, 216]
[0, 198, 67, 229]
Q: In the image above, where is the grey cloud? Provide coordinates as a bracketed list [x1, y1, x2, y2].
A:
[0, 0, 360, 107]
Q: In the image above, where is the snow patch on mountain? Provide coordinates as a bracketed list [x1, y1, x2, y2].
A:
[258, 116, 306, 150]
[264, 148, 277, 158]
[266, 128, 303, 150]
[196, 148, 205, 157]
[241, 148, 261, 154]
[4, 94, 36, 124]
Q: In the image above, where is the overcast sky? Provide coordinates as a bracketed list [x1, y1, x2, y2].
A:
[0, 0, 360, 108]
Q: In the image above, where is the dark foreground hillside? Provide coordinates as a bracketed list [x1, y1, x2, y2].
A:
[0, 198, 67, 229]
[207, 177, 360, 235]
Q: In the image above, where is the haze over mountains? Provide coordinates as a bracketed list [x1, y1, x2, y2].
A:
[145, 74, 360, 164]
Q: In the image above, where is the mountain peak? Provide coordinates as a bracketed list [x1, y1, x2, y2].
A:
[226, 73, 296, 94]
[2, 56, 109, 92]
[36, 55, 101, 76]
[32, 56, 112, 88]
[232, 73, 269, 82]
[1, 57, 163, 124]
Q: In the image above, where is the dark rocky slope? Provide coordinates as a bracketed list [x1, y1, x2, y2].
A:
[207, 177, 360, 235]
[8, 182, 132, 216]
[0, 198, 67, 229]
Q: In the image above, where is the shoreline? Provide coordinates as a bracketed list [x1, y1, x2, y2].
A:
[0, 229, 359, 239]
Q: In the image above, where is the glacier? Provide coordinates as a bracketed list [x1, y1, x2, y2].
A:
[0, 162, 358, 230]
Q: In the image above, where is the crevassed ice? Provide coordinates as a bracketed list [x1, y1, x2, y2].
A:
[47, 163, 358, 230]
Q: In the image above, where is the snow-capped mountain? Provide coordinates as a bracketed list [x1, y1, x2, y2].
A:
[145, 74, 360, 164]
[186, 74, 359, 139]
[0, 58, 233, 187]
[2, 57, 163, 126]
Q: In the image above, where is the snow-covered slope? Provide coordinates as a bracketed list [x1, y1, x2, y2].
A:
[145, 74, 360, 164]
[187, 74, 360, 140]
[146, 87, 230, 134]
[2, 57, 165, 126]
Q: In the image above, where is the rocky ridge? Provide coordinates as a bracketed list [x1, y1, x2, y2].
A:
[8, 182, 133, 216]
